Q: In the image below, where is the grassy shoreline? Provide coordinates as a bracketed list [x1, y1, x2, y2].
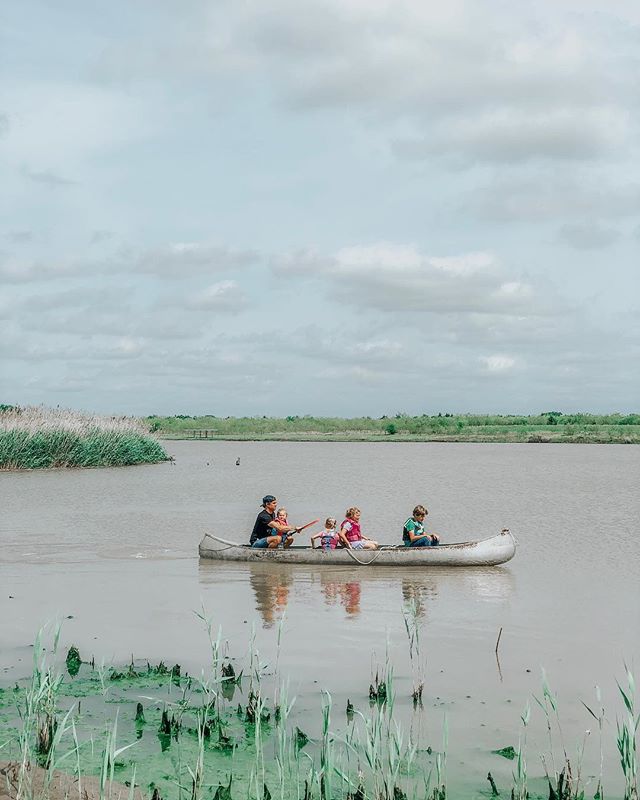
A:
[0, 406, 168, 470]
[150, 412, 640, 444]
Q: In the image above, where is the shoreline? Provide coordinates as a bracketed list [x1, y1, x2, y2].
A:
[159, 432, 639, 444]
[150, 412, 640, 445]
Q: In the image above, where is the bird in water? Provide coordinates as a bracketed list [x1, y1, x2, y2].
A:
[235, 457, 240, 466]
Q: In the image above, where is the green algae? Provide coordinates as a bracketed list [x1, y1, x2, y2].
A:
[65, 645, 82, 677]
[2, 645, 636, 800]
[294, 727, 309, 750]
[492, 745, 516, 760]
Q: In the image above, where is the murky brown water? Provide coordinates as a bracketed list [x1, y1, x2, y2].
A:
[2, 441, 639, 793]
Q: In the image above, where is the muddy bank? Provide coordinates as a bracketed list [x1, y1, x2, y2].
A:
[0, 762, 145, 800]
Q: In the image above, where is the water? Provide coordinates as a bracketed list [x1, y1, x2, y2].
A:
[1, 441, 639, 794]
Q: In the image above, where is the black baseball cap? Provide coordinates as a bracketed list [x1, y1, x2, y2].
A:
[262, 495, 276, 505]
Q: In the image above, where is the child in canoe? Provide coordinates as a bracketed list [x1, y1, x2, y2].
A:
[311, 517, 340, 550]
[275, 507, 297, 547]
[403, 505, 440, 547]
[339, 507, 379, 550]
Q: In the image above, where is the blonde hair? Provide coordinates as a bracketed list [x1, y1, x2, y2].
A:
[413, 505, 428, 517]
[325, 517, 337, 529]
[276, 507, 288, 519]
[345, 507, 360, 520]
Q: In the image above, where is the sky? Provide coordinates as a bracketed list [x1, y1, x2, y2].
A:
[1, 0, 639, 416]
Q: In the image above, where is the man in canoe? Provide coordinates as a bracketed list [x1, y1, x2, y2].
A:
[403, 505, 440, 547]
[250, 495, 302, 549]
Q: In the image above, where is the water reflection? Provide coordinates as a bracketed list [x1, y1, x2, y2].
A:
[249, 568, 293, 628]
[321, 576, 361, 616]
[248, 568, 363, 625]
[199, 561, 515, 628]
[401, 578, 438, 619]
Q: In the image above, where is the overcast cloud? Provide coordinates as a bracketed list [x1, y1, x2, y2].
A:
[1, 0, 638, 415]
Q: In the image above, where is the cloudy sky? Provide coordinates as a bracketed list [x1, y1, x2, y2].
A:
[1, 0, 639, 416]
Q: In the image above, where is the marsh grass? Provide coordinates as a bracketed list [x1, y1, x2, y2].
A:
[615, 669, 638, 800]
[582, 686, 606, 800]
[2, 624, 638, 800]
[0, 406, 167, 470]
[512, 703, 530, 800]
[534, 672, 589, 800]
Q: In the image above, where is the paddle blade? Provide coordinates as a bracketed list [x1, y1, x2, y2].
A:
[298, 519, 320, 532]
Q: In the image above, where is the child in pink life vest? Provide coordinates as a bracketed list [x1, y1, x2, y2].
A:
[275, 507, 294, 545]
[311, 517, 340, 550]
[338, 507, 378, 550]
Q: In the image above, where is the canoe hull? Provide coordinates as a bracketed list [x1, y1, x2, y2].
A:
[198, 530, 516, 567]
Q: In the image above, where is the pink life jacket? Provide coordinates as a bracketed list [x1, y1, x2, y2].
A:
[320, 530, 339, 550]
[341, 519, 362, 543]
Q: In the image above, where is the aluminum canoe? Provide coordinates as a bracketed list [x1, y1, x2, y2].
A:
[198, 529, 516, 567]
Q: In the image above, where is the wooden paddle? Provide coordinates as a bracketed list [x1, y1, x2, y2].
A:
[291, 519, 319, 535]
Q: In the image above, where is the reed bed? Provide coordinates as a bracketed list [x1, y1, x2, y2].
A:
[0, 406, 167, 470]
[1, 623, 637, 800]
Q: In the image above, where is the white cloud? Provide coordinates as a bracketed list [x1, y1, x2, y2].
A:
[187, 279, 247, 310]
[495, 282, 533, 300]
[114, 337, 145, 356]
[274, 242, 549, 316]
[92, 1, 639, 169]
[2, 2, 639, 414]
[283, 328, 407, 368]
[430, 253, 496, 276]
[336, 243, 424, 271]
[480, 354, 517, 373]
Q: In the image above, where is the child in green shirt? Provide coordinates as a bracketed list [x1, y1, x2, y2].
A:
[402, 505, 440, 547]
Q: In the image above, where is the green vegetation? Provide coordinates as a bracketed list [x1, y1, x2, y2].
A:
[1, 624, 637, 800]
[0, 406, 168, 470]
[148, 412, 640, 443]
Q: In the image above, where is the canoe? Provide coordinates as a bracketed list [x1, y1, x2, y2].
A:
[198, 529, 516, 567]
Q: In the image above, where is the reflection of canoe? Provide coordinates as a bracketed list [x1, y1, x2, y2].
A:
[198, 530, 516, 567]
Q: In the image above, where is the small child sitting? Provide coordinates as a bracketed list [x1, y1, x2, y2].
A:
[275, 507, 296, 547]
[311, 517, 340, 550]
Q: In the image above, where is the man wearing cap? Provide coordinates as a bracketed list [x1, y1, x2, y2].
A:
[250, 495, 300, 549]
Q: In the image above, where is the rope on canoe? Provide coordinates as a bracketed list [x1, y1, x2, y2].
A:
[201, 533, 243, 553]
[343, 547, 387, 566]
